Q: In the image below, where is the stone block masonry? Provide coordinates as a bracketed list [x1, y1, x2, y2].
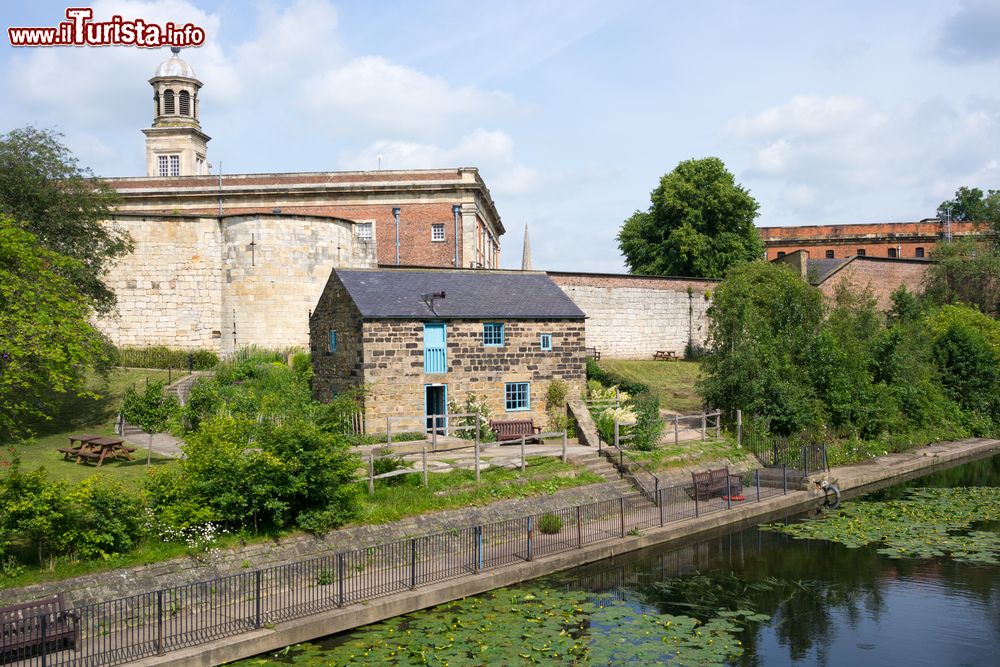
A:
[549, 272, 716, 360]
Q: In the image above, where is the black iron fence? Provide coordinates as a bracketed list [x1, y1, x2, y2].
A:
[2, 467, 793, 667]
[742, 418, 829, 476]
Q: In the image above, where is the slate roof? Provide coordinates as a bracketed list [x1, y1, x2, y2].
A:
[335, 269, 586, 320]
[807, 258, 851, 284]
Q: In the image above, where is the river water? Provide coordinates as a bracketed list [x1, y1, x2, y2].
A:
[233, 454, 1000, 666]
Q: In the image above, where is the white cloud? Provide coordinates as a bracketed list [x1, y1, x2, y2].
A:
[338, 129, 538, 195]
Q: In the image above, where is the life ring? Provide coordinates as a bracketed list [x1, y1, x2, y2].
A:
[823, 483, 841, 509]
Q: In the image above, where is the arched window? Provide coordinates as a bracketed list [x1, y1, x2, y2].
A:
[179, 90, 191, 116]
[163, 89, 175, 115]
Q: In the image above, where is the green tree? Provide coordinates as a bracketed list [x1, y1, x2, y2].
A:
[120, 381, 177, 465]
[698, 262, 824, 434]
[922, 238, 1000, 315]
[0, 127, 130, 313]
[0, 217, 110, 438]
[936, 185, 1000, 225]
[617, 158, 763, 278]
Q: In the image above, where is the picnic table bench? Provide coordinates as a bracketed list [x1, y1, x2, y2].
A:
[584, 347, 601, 361]
[653, 350, 678, 361]
[489, 419, 543, 444]
[685, 467, 743, 501]
[1, 593, 79, 662]
[57, 435, 135, 467]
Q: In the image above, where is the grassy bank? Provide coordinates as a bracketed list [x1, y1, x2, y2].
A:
[598, 360, 703, 413]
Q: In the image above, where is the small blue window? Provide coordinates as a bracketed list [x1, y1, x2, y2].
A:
[505, 382, 530, 411]
[540, 334, 552, 351]
[483, 322, 504, 347]
[328, 330, 337, 353]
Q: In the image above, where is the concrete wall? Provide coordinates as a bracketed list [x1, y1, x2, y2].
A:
[549, 272, 716, 359]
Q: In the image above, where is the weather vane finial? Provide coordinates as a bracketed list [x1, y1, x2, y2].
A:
[171, 46, 181, 55]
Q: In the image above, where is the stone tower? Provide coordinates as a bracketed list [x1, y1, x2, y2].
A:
[142, 47, 210, 177]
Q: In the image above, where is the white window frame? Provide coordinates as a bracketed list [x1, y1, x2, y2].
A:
[540, 333, 553, 351]
[431, 223, 446, 242]
[356, 222, 373, 241]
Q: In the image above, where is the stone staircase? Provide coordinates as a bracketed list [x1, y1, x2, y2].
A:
[165, 371, 212, 406]
[570, 451, 636, 496]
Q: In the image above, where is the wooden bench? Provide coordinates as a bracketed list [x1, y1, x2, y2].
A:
[584, 347, 601, 361]
[653, 350, 678, 361]
[685, 467, 743, 501]
[1, 594, 79, 661]
[489, 419, 543, 444]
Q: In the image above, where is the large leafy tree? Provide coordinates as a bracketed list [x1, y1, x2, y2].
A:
[0, 216, 110, 438]
[936, 185, 1000, 226]
[618, 157, 763, 278]
[0, 127, 130, 313]
[922, 238, 1000, 315]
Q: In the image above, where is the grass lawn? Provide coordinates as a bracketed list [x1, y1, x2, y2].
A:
[1, 368, 183, 488]
[357, 456, 605, 524]
[625, 437, 749, 473]
[599, 359, 703, 413]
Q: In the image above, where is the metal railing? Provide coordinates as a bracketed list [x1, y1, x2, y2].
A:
[742, 416, 829, 476]
[2, 468, 794, 667]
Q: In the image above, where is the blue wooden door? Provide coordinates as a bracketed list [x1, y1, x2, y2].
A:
[424, 323, 446, 373]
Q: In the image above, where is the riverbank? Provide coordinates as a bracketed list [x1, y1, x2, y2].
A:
[131, 437, 999, 667]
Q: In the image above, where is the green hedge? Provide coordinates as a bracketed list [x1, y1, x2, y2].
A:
[114, 346, 219, 370]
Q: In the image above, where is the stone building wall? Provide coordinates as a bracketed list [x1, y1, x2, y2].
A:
[95, 216, 223, 349]
[548, 272, 716, 359]
[337, 319, 586, 434]
[310, 275, 365, 401]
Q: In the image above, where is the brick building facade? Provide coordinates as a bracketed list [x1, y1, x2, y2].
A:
[759, 219, 983, 261]
[311, 268, 586, 434]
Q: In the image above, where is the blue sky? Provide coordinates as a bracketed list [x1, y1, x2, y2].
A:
[3, 0, 999, 271]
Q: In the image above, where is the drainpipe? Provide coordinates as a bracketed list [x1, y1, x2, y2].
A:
[452, 205, 461, 266]
[393, 207, 401, 265]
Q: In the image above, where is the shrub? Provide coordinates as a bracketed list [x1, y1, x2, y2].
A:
[114, 346, 218, 370]
[371, 447, 412, 486]
[538, 513, 563, 534]
[58, 478, 146, 559]
[448, 393, 495, 442]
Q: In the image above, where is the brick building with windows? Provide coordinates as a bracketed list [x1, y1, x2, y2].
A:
[310, 268, 586, 433]
[96, 49, 504, 355]
[759, 219, 984, 261]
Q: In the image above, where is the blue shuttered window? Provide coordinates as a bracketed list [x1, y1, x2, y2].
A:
[328, 330, 337, 353]
[424, 323, 447, 373]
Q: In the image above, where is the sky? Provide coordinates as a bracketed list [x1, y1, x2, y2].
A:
[2, 0, 1000, 272]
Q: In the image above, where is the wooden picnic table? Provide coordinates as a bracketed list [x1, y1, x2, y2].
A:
[653, 350, 678, 361]
[57, 436, 135, 467]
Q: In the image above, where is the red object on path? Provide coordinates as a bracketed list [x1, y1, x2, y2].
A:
[722, 495, 745, 501]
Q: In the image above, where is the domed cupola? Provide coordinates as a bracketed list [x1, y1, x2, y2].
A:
[142, 47, 211, 177]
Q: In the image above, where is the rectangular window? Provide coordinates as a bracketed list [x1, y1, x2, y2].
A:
[483, 322, 504, 346]
[857, 249, 866, 257]
[825, 250, 835, 259]
[356, 222, 373, 241]
[169, 155, 180, 177]
[540, 333, 552, 351]
[327, 330, 337, 353]
[431, 223, 446, 241]
[888, 247, 898, 258]
[916, 247, 925, 258]
[424, 323, 447, 373]
[505, 382, 530, 411]
[157, 155, 169, 177]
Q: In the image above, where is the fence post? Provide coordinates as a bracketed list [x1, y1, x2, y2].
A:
[737, 409, 743, 447]
[432, 418, 438, 450]
[782, 464, 788, 495]
[658, 488, 664, 527]
[614, 420, 620, 448]
[520, 435, 526, 473]
[410, 538, 417, 590]
[726, 475, 732, 510]
[655, 478, 660, 507]
[801, 445, 807, 478]
[755, 469, 761, 503]
[254, 570, 262, 629]
[157, 589, 164, 654]
[168, 366, 172, 385]
[674, 415, 679, 446]
[474, 423, 481, 485]
[40, 613, 47, 667]
[337, 553, 345, 607]
[526, 516, 533, 561]
[475, 526, 483, 572]
[422, 446, 428, 487]
[386, 416, 391, 446]
[824, 443, 830, 472]
[701, 412, 706, 440]
[368, 451, 374, 495]
[619, 497, 625, 538]
[695, 488, 700, 518]
[715, 412, 721, 438]
[562, 430, 567, 464]
[576, 506, 583, 547]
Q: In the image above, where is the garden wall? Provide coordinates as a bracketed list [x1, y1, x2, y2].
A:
[548, 272, 716, 359]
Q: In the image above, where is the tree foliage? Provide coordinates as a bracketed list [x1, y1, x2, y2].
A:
[617, 158, 763, 278]
[0, 217, 111, 439]
[922, 239, 1000, 315]
[937, 185, 1000, 227]
[0, 127, 129, 313]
